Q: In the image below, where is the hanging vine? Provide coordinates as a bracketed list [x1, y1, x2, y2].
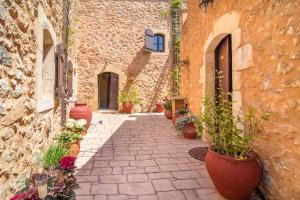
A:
[170, 0, 183, 97]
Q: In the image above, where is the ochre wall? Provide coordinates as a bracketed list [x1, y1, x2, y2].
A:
[180, 0, 300, 199]
[75, 0, 172, 112]
[0, 1, 64, 199]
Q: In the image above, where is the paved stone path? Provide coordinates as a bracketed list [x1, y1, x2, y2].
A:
[75, 113, 225, 200]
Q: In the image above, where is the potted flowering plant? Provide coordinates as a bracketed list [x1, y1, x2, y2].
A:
[118, 86, 140, 113]
[46, 156, 77, 199]
[196, 90, 271, 199]
[163, 98, 172, 119]
[63, 118, 87, 157]
[175, 115, 197, 139]
[172, 108, 188, 124]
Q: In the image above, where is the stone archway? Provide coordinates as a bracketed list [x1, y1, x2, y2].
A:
[201, 11, 250, 118]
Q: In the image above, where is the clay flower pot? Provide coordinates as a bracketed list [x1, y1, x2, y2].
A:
[205, 148, 262, 200]
[70, 102, 92, 131]
[183, 122, 197, 139]
[164, 110, 172, 119]
[156, 103, 164, 113]
[69, 140, 80, 158]
[122, 102, 134, 113]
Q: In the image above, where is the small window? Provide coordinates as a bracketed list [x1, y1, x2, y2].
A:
[153, 34, 165, 52]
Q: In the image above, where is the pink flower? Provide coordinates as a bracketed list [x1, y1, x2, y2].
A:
[59, 156, 76, 170]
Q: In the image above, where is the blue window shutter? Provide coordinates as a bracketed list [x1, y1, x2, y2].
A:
[145, 29, 154, 51]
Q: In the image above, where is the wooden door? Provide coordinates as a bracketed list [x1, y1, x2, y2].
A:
[98, 73, 110, 109]
[215, 35, 232, 101]
[109, 73, 119, 110]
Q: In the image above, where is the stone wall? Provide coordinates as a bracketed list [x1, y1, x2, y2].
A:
[75, 0, 172, 112]
[180, 0, 300, 199]
[0, 0, 64, 199]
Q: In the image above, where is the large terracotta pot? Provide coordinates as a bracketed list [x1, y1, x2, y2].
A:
[183, 122, 197, 139]
[205, 148, 262, 200]
[68, 140, 80, 158]
[164, 110, 172, 119]
[122, 102, 134, 113]
[156, 103, 164, 113]
[70, 102, 92, 131]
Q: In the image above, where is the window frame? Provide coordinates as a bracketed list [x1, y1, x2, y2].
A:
[153, 34, 165, 53]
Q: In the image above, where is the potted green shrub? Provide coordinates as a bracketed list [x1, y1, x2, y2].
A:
[172, 108, 188, 124]
[118, 86, 140, 113]
[175, 115, 197, 139]
[196, 92, 271, 200]
[43, 144, 69, 170]
[163, 98, 172, 119]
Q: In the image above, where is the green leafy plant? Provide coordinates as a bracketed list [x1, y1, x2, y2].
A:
[163, 99, 172, 111]
[175, 116, 197, 131]
[43, 145, 69, 169]
[118, 86, 140, 104]
[54, 131, 82, 148]
[176, 108, 188, 115]
[171, 0, 182, 8]
[196, 87, 271, 160]
[170, 67, 181, 97]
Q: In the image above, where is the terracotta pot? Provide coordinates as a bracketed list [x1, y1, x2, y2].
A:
[122, 102, 134, 113]
[164, 110, 172, 119]
[68, 140, 80, 158]
[70, 102, 92, 132]
[156, 103, 164, 113]
[205, 148, 262, 200]
[172, 114, 184, 125]
[183, 122, 197, 139]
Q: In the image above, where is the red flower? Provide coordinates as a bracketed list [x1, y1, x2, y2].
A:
[59, 156, 76, 170]
[11, 193, 25, 200]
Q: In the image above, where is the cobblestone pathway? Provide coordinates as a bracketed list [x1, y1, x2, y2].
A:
[75, 113, 225, 200]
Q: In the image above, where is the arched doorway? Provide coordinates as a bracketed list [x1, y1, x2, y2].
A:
[98, 72, 119, 110]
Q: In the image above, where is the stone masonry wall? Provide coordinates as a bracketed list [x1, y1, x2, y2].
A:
[0, 0, 64, 199]
[76, 0, 172, 112]
[180, 0, 300, 199]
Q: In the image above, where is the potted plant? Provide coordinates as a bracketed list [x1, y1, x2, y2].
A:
[156, 102, 164, 113]
[163, 98, 172, 119]
[172, 108, 188, 124]
[175, 115, 197, 139]
[196, 92, 271, 200]
[118, 86, 140, 113]
[43, 144, 69, 170]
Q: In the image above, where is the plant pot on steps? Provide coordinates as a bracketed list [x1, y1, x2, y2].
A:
[70, 102, 92, 133]
[122, 102, 134, 113]
[183, 122, 197, 139]
[164, 110, 172, 119]
[68, 140, 80, 158]
[205, 148, 262, 200]
[156, 103, 164, 113]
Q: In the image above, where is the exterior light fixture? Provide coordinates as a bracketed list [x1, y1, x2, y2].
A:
[199, 0, 214, 9]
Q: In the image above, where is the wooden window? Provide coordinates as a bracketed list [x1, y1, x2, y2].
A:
[153, 34, 165, 52]
[145, 29, 154, 51]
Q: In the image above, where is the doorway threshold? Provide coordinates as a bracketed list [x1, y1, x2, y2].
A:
[97, 109, 119, 114]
